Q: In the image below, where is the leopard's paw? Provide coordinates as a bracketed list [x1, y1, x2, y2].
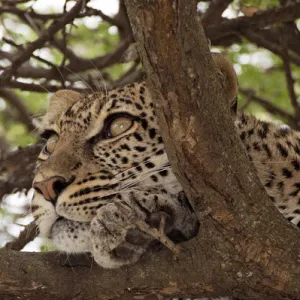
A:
[90, 202, 151, 268]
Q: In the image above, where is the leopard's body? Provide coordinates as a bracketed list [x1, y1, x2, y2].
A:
[235, 114, 300, 226]
[32, 82, 199, 269]
[32, 80, 300, 271]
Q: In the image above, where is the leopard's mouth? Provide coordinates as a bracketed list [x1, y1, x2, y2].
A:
[33, 182, 118, 232]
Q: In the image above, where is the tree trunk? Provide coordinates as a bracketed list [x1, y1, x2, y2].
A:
[125, 0, 300, 299]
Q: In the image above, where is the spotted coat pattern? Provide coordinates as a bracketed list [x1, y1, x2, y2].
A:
[236, 113, 300, 227]
[32, 81, 300, 273]
[32, 82, 199, 269]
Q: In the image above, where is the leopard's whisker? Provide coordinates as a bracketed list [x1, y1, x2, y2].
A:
[252, 159, 298, 164]
[117, 165, 172, 191]
[87, 59, 109, 100]
[113, 158, 170, 180]
[61, 65, 94, 94]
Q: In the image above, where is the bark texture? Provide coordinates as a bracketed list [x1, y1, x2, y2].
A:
[1, 1, 300, 300]
[125, 0, 300, 298]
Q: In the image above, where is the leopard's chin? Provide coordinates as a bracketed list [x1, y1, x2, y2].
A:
[50, 217, 92, 253]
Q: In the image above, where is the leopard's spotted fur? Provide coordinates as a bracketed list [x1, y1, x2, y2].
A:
[235, 113, 300, 226]
[32, 57, 300, 274]
[32, 82, 199, 269]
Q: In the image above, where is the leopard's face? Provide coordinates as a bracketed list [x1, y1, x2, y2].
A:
[31, 53, 238, 265]
[32, 82, 182, 244]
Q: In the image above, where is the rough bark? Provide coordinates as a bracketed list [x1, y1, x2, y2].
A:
[1, 1, 300, 300]
[125, 0, 300, 299]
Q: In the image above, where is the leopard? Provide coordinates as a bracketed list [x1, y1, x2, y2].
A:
[31, 53, 300, 275]
[31, 77, 202, 269]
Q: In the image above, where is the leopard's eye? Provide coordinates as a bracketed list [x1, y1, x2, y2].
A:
[109, 117, 133, 137]
[40, 134, 59, 158]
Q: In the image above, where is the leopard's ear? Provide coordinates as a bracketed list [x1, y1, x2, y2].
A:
[211, 53, 238, 116]
[39, 90, 82, 132]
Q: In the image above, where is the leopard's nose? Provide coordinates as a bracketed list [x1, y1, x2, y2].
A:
[33, 176, 69, 202]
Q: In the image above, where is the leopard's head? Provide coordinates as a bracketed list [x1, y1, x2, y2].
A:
[32, 82, 179, 238]
[31, 54, 238, 259]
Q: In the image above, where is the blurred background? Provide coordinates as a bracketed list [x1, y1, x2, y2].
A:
[0, 0, 299, 251]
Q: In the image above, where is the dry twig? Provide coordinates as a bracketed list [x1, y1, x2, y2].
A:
[136, 216, 181, 260]
[282, 55, 300, 121]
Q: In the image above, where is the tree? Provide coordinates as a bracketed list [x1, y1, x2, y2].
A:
[1, 0, 300, 299]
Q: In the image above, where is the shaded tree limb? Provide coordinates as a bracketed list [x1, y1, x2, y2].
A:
[0, 0, 31, 4]
[0, 6, 121, 26]
[277, 0, 300, 57]
[201, 0, 233, 26]
[243, 30, 300, 66]
[0, 50, 53, 79]
[205, 3, 300, 41]
[282, 55, 300, 122]
[114, 0, 133, 41]
[239, 87, 297, 128]
[275, 22, 300, 59]
[0, 38, 132, 83]
[6, 81, 88, 93]
[0, 240, 248, 300]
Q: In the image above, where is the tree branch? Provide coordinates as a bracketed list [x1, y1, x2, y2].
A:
[0, 6, 120, 26]
[0, 38, 132, 85]
[0, 0, 31, 4]
[0, 0, 89, 84]
[6, 80, 88, 93]
[201, 0, 233, 26]
[239, 87, 297, 128]
[282, 55, 300, 121]
[242, 30, 300, 66]
[2, 0, 300, 96]
[0, 240, 245, 300]
[205, 3, 300, 41]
